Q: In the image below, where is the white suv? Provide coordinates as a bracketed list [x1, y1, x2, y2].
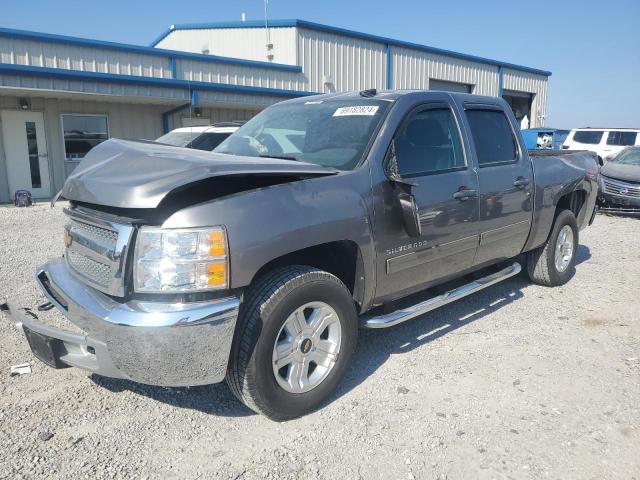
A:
[562, 128, 640, 164]
[155, 122, 242, 151]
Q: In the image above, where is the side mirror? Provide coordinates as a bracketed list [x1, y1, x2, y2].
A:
[397, 192, 422, 237]
[385, 140, 422, 238]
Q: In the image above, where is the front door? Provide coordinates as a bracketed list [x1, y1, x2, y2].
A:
[1, 110, 51, 198]
[374, 103, 480, 301]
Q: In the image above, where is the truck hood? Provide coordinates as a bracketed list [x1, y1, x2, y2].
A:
[600, 162, 640, 183]
[59, 139, 337, 209]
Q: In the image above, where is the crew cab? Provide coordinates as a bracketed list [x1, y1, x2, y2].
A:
[8, 90, 599, 420]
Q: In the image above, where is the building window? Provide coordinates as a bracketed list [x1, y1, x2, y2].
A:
[62, 115, 109, 161]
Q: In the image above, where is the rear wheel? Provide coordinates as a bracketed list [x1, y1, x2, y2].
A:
[526, 209, 578, 286]
[226, 266, 358, 421]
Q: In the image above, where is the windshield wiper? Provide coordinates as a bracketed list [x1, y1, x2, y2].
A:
[258, 154, 300, 162]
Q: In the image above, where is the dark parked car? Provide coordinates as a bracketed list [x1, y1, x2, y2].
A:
[8, 90, 599, 420]
[598, 146, 640, 211]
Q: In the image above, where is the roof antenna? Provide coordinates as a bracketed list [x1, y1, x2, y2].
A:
[264, 0, 274, 60]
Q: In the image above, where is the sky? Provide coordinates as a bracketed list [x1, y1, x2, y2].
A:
[1, 0, 638, 128]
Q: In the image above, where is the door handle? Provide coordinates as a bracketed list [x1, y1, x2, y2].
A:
[513, 178, 530, 188]
[453, 189, 478, 201]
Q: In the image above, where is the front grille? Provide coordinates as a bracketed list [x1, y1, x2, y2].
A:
[69, 219, 118, 246]
[63, 209, 134, 297]
[66, 248, 112, 287]
[602, 176, 640, 198]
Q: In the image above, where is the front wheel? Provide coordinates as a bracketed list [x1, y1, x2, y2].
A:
[526, 209, 579, 286]
[226, 266, 358, 420]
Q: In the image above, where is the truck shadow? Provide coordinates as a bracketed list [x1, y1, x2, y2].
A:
[575, 244, 591, 266]
[91, 247, 590, 418]
[332, 247, 589, 403]
[332, 272, 531, 404]
[91, 374, 254, 417]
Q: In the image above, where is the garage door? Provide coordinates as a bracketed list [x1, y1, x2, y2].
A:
[429, 79, 473, 93]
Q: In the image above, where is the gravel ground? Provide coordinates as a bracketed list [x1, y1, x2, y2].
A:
[0, 202, 638, 480]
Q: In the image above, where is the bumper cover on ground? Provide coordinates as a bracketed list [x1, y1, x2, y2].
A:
[8, 258, 240, 387]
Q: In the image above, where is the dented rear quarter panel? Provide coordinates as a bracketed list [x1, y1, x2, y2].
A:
[524, 151, 599, 252]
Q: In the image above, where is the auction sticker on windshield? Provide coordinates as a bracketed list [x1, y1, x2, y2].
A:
[333, 106, 380, 116]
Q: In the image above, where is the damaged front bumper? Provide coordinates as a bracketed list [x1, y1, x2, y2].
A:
[8, 258, 240, 387]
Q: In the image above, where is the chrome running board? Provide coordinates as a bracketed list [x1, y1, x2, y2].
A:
[362, 262, 521, 329]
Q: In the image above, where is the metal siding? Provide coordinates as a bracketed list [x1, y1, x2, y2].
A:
[0, 37, 172, 79]
[297, 28, 386, 93]
[0, 72, 190, 101]
[503, 69, 548, 127]
[0, 36, 307, 100]
[155, 28, 298, 65]
[195, 90, 288, 108]
[391, 46, 500, 96]
[177, 59, 305, 92]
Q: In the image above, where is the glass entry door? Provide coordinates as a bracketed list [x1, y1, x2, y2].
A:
[1, 110, 51, 198]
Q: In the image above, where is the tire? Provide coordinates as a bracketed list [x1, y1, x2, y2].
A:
[226, 266, 358, 421]
[526, 209, 579, 286]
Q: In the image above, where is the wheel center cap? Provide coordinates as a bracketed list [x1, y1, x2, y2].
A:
[299, 338, 313, 354]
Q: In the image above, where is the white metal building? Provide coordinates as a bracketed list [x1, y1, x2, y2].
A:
[0, 19, 550, 202]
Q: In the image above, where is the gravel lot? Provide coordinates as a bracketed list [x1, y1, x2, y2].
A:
[0, 203, 638, 480]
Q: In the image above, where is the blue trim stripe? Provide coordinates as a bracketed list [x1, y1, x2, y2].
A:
[498, 66, 504, 96]
[153, 19, 551, 77]
[0, 27, 302, 73]
[0, 63, 316, 98]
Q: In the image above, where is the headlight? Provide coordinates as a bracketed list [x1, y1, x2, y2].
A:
[134, 226, 228, 293]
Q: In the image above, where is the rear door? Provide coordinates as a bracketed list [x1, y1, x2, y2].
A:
[463, 106, 533, 266]
[373, 102, 480, 301]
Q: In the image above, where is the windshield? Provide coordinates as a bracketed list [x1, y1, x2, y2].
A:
[214, 99, 391, 170]
[612, 148, 640, 166]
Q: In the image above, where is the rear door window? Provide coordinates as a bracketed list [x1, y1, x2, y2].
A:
[606, 131, 637, 146]
[465, 110, 518, 165]
[573, 131, 604, 144]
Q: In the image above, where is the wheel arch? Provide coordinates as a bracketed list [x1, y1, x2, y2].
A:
[555, 188, 588, 225]
[248, 240, 368, 311]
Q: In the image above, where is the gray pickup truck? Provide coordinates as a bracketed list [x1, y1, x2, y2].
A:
[9, 90, 598, 420]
